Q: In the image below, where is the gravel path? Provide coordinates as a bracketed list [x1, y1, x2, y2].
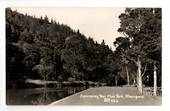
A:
[50, 87, 161, 105]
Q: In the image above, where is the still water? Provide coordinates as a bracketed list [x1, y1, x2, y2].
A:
[6, 87, 88, 105]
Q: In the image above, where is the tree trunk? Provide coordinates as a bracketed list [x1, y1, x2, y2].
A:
[44, 73, 47, 104]
[73, 75, 76, 81]
[136, 57, 143, 94]
[125, 65, 130, 85]
[115, 76, 118, 87]
[116, 80, 118, 87]
[153, 63, 157, 96]
[133, 79, 136, 86]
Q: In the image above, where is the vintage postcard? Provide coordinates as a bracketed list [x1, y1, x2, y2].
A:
[5, 7, 162, 106]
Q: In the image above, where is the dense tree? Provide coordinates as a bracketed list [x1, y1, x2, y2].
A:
[114, 37, 131, 85]
[6, 8, 118, 89]
[115, 8, 162, 95]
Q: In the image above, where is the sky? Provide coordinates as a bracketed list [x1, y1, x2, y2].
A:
[11, 7, 125, 50]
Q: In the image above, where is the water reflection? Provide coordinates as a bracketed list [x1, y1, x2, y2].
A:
[6, 87, 88, 105]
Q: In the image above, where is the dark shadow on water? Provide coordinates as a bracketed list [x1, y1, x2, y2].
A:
[6, 86, 88, 105]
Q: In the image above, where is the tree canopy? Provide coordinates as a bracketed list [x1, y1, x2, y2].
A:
[114, 8, 162, 94]
[6, 8, 120, 88]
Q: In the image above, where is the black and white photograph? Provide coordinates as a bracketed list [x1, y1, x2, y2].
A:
[5, 7, 162, 106]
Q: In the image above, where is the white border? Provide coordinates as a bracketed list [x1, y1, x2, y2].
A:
[0, 0, 169, 111]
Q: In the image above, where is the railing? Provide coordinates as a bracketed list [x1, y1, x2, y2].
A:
[143, 87, 162, 96]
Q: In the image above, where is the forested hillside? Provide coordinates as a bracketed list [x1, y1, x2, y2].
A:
[6, 8, 122, 88]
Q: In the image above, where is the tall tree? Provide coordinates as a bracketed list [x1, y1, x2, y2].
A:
[116, 8, 161, 94]
[114, 37, 131, 85]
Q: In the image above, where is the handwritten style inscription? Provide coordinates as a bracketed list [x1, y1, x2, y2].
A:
[80, 94, 144, 103]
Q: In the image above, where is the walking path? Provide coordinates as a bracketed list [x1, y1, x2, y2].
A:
[50, 87, 161, 105]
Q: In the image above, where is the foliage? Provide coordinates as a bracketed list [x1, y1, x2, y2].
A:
[114, 8, 162, 92]
[6, 8, 118, 88]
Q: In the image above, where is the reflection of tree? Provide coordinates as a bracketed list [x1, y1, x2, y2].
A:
[31, 88, 67, 105]
[31, 92, 50, 105]
[30, 87, 88, 105]
[67, 87, 76, 94]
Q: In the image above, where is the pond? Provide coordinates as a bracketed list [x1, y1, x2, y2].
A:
[6, 87, 88, 105]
